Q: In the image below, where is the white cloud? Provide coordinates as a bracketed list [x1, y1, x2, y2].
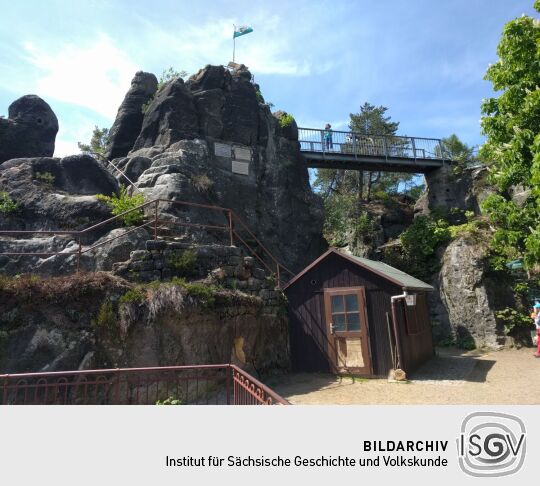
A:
[135, 15, 327, 78]
[53, 114, 100, 157]
[23, 33, 137, 118]
[53, 138, 81, 158]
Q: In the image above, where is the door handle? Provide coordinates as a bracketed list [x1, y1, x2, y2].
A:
[330, 323, 335, 334]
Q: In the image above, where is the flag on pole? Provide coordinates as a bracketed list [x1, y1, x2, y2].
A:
[233, 25, 253, 38]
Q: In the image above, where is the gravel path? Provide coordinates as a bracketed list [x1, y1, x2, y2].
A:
[269, 347, 540, 405]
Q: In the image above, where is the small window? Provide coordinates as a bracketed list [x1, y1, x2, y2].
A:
[330, 292, 362, 332]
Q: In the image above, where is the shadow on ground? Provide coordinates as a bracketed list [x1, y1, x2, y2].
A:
[268, 347, 497, 400]
[410, 348, 495, 383]
[265, 373, 353, 397]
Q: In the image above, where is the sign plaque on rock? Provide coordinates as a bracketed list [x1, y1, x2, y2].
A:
[214, 142, 232, 158]
[233, 146, 252, 161]
[232, 161, 249, 175]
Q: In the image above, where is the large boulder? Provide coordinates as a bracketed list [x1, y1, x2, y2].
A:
[437, 234, 516, 349]
[415, 165, 493, 222]
[0, 156, 117, 232]
[0, 95, 59, 163]
[105, 71, 158, 160]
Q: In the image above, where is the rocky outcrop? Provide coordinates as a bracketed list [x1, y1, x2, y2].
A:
[132, 78, 200, 150]
[0, 95, 59, 163]
[0, 155, 117, 230]
[415, 165, 493, 221]
[105, 71, 158, 160]
[335, 197, 414, 258]
[0, 273, 288, 375]
[106, 65, 325, 272]
[0, 155, 128, 275]
[436, 234, 516, 348]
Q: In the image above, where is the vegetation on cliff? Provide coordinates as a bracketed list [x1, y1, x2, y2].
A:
[480, 3, 540, 271]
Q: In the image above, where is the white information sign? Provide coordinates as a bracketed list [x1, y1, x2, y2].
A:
[233, 147, 252, 161]
[214, 142, 232, 158]
[231, 161, 249, 175]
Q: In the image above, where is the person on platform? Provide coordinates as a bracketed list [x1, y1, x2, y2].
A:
[324, 123, 333, 151]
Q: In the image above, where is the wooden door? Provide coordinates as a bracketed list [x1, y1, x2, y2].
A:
[324, 287, 372, 375]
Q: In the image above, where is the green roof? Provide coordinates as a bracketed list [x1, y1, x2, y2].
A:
[347, 254, 434, 291]
[284, 248, 435, 291]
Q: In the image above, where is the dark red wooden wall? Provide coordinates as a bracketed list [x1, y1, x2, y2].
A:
[284, 252, 433, 376]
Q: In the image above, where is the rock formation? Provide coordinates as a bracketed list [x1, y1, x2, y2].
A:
[107, 64, 326, 272]
[0, 95, 59, 163]
[0, 273, 288, 374]
[414, 165, 495, 222]
[413, 165, 517, 348]
[0, 64, 327, 373]
[435, 234, 515, 349]
[105, 71, 158, 160]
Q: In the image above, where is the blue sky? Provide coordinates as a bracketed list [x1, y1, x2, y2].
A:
[0, 0, 537, 156]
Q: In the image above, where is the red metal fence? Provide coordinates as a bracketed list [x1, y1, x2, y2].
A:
[0, 364, 289, 406]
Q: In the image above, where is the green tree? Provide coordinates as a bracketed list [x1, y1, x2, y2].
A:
[439, 134, 477, 162]
[157, 67, 189, 91]
[348, 102, 409, 202]
[479, 3, 540, 269]
[313, 102, 421, 250]
[78, 126, 109, 160]
[349, 102, 399, 135]
[142, 67, 189, 114]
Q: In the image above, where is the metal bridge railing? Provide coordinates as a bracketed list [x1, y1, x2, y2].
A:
[0, 364, 290, 405]
[298, 127, 446, 161]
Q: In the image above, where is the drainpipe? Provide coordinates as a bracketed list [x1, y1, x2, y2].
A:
[390, 291, 409, 370]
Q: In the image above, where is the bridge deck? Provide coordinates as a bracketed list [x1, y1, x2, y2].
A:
[298, 127, 448, 173]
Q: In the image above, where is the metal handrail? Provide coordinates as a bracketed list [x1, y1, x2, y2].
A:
[0, 198, 293, 287]
[0, 364, 290, 405]
[106, 159, 144, 195]
[230, 210, 295, 279]
[297, 127, 446, 162]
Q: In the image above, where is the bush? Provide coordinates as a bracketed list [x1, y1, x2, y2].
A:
[400, 216, 451, 257]
[97, 185, 145, 226]
[119, 288, 145, 305]
[168, 277, 218, 307]
[354, 212, 378, 241]
[35, 171, 55, 185]
[277, 112, 295, 128]
[456, 334, 476, 350]
[0, 192, 18, 215]
[191, 174, 213, 193]
[91, 300, 117, 330]
[447, 218, 489, 241]
[183, 282, 217, 307]
[388, 215, 452, 279]
[495, 307, 532, 335]
[168, 250, 198, 276]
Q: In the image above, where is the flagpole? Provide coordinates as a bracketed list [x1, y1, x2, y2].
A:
[232, 24, 235, 62]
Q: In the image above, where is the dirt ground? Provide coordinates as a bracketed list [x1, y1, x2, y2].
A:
[268, 347, 540, 405]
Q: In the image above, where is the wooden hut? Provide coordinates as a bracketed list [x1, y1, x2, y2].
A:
[283, 249, 434, 377]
